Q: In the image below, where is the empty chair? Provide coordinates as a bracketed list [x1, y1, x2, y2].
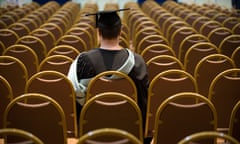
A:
[16, 35, 47, 62]
[179, 34, 209, 62]
[0, 128, 44, 144]
[40, 23, 63, 41]
[3, 93, 68, 144]
[141, 43, 176, 63]
[219, 34, 240, 57]
[18, 17, 38, 32]
[208, 68, 240, 133]
[30, 28, 56, 52]
[184, 42, 219, 75]
[8, 22, 30, 37]
[65, 27, 93, 50]
[25, 70, 77, 137]
[165, 21, 189, 41]
[47, 45, 80, 59]
[79, 92, 144, 142]
[207, 27, 232, 47]
[55, 35, 87, 53]
[77, 128, 142, 144]
[86, 71, 138, 102]
[136, 34, 169, 54]
[229, 100, 240, 142]
[0, 29, 19, 49]
[0, 76, 13, 129]
[152, 92, 217, 144]
[194, 54, 235, 97]
[0, 56, 28, 98]
[223, 17, 240, 30]
[39, 55, 73, 75]
[178, 131, 240, 144]
[3, 44, 39, 77]
[146, 55, 184, 82]
[133, 27, 162, 51]
[231, 47, 240, 68]
[170, 27, 197, 57]
[145, 69, 198, 138]
[199, 20, 222, 37]
[232, 23, 240, 34]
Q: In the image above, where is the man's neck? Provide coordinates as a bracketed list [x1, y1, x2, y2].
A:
[100, 38, 122, 50]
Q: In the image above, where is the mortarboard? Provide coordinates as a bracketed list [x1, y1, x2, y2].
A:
[85, 8, 130, 28]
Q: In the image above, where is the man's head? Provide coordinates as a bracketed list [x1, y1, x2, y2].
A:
[98, 11, 121, 40]
[85, 9, 129, 40]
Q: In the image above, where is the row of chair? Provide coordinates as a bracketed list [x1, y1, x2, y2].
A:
[0, 0, 239, 143]
[1, 90, 240, 144]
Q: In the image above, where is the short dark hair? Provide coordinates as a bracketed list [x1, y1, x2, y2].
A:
[98, 23, 121, 39]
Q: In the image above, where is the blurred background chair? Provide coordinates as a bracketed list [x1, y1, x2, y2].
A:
[178, 131, 240, 144]
[208, 68, 240, 133]
[77, 128, 142, 144]
[79, 92, 143, 142]
[25, 70, 77, 138]
[0, 76, 13, 129]
[0, 56, 28, 98]
[229, 100, 240, 142]
[0, 128, 44, 144]
[152, 92, 217, 144]
[145, 69, 198, 138]
[3, 93, 67, 144]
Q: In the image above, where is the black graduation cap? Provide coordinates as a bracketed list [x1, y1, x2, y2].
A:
[85, 8, 130, 28]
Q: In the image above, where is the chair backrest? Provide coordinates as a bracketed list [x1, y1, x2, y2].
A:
[77, 128, 142, 144]
[80, 92, 143, 142]
[184, 42, 219, 75]
[0, 56, 28, 98]
[208, 68, 240, 132]
[55, 35, 87, 53]
[141, 43, 176, 63]
[39, 55, 73, 75]
[232, 23, 240, 34]
[146, 55, 184, 82]
[8, 22, 30, 37]
[170, 27, 197, 56]
[133, 27, 162, 51]
[16, 35, 47, 62]
[229, 100, 240, 142]
[0, 29, 19, 49]
[25, 70, 77, 137]
[153, 92, 217, 144]
[136, 34, 169, 54]
[207, 27, 232, 47]
[47, 44, 80, 59]
[0, 76, 13, 129]
[30, 28, 56, 52]
[3, 44, 39, 77]
[40, 23, 63, 41]
[3, 93, 67, 144]
[65, 27, 93, 50]
[178, 131, 240, 144]
[178, 34, 208, 62]
[199, 20, 222, 37]
[231, 47, 240, 68]
[145, 69, 198, 138]
[86, 71, 138, 102]
[194, 54, 235, 97]
[219, 34, 240, 57]
[0, 128, 44, 144]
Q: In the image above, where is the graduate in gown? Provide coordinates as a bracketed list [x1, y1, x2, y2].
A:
[67, 8, 149, 134]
